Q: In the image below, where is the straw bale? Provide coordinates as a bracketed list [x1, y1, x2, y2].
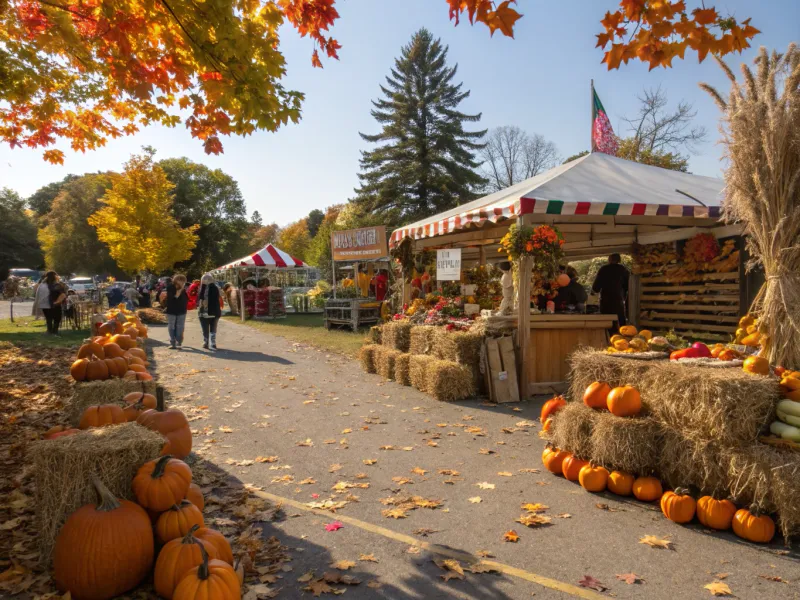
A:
[368, 326, 382, 345]
[381, 321, 412, 352]
[590, 414, 664, 476]
[409, 354, 436, 393]
[374, 346, 401, 380]
[395, 354, 412, 386]
[549, 402, 599, 460]
[432, 329, 484, 366]
[658, 427, 729, 496]
[68, 379, 157, 426]
[409, 326, 437, 355]
[568, 348, 779, 445]
[426, 359, 474, 402]
[30, 423, 165, 566]
[359, 344, 378, 374]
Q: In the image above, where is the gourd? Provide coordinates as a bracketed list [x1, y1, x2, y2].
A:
[540, 396, 566, 422]
[619, 325, 637, 337]
[561, 455, 588, 481]
[154, 525, 219, 600]
[172, 545, 240, 600]
[632, 476, 662, 502]
[136, 409, 193, 458]
[578, 464, 609, 493]
[101, 343, 124, 359]
[742, 355, 769, 376]
[132, 455, 192, 512]
[78, 404, 126, 429]
[156, 501, 205, 544]
[607, 471, 634, 496]
[732, 507, 775, 543]
[769, 421, 800, 442]
[660, 488, 696, 524]
[541, 446, 568, 475]
[124, 370, 153, 381]
[583, 381, 611, 409]
[638, 329, 652, 341]
[613, 339, 630, 351]
[606, 385, 641, 417]
[696, 496, 736, 530]
[53, 477, 153, 600]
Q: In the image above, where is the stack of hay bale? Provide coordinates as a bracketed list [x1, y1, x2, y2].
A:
[359, 322, 483, 402]
[547, 347, 800, 541]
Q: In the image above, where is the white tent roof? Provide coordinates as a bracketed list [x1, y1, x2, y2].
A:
[217, 243, 307, 270]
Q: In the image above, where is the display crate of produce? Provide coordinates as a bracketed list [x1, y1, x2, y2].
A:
[324, 298, 381, 331]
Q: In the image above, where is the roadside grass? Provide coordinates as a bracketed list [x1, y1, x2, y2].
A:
[223, 313, 367, 357]
[0, 317, 88, 348]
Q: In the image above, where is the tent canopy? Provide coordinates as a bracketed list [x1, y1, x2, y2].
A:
[218, 243, 307, 270]
[390, 152, 726, 247]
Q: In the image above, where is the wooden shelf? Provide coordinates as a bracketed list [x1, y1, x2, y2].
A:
[639, 311, 740, 323]
[640, 271, 739, 283]
[639, 319, 737, 334]
[640, 283, 740, 292]
[640, 303, 739, 313]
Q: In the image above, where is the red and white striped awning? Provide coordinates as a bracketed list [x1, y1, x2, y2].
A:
[218, 244, 307, 270]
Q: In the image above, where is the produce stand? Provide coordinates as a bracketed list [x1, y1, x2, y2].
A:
[323, 298, 382, 331]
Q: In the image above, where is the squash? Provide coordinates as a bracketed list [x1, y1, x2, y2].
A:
[53, 476, 153, 600]
[132, 455, 192, 512]
[70, 359, 90, 382]
[172, 545, 240, 600]
[185, 483, 205, 511]
[103, 358, 120, 378]
[619, 325, 638, 337]
[629, 337, 648, 352]
[109, 334, 135, 350]
[125, 347, 147, 361]
[156, 500, 204, 544]
[648, 336, 670, 352]
[607, 471, 634, 496]
[137, 409, 192, 458]
[561, 455, 588, 482]
[741, 333, 761, 347]
[632, 476, 662, 502]
[193, 527, 234, 565]
[541, 417, 553, 433]
[78, 404, 126, 429]
[540, 396, 567, 423]
[638, 329, 652, 341]
[606, 385, 641, 417]
[609, 334, 625, 344]
[128, 363, 147, 373]
[101, 343, 124, 359]
[124, 370, 153, 381]
[583, 381, 611, 410]
[154, 525, 219, 600]
[696, 496, 736, 530]
[77, 342, 105, 361]
[542, 446, 568, 475]
[742, 355, 770, 376]
[780, 376, 800, 392]
[732, 507, 775, 543]
[578, 464, 609, 493]
[660, 488, 696, 524]
[85, 359, 110, 381]
[739, 314, 755, 328]
[613, 339, 630, 351]
[770, 420, 800, 442]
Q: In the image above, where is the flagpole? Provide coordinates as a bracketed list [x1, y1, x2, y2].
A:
[590, 79, 595, 153]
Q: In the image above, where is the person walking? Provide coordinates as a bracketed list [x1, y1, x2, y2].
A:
[124, 284, 140, 311]
[165, 274, 188, 349]
[592, 253, 630, 332]
[36, 271, 65, 335]
[31, 275, 45, 320]
[186, 279, 200, 310]
[197, 274, 222, 351]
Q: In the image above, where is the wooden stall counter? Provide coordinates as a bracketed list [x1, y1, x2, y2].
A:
[527, 313, 616, 397]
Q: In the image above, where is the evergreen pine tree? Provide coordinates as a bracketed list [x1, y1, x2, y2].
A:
[353, 29, 486, 225]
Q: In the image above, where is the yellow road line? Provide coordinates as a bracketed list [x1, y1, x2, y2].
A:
[253, 489, 605, 599]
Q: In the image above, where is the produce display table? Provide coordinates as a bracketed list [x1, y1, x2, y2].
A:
[324, 298, 381, 331]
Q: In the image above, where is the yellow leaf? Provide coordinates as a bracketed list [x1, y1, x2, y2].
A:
[468, 496, 482, 503]
[639, 535, 673, 549]
[330, 560, 356, 571]
[704, 581, 733, 596]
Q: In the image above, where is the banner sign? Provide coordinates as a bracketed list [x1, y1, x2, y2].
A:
[436, 249, 462, 281]
[331, 226, 388, 262]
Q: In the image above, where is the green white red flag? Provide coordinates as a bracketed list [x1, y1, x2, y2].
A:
[592, 88, 618, 155]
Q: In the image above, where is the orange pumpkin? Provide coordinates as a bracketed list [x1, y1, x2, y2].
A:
[92, 335, 111, 346]
[561, 455, 588, 481]
[127, 356, 146, 367]
[732, 507, 775, 543]
[743, 355, 770, 376]
[124, 370, 153, 381]
[540, 396, 567, 423]
[541, 417, 553, 433]
[137, 409, 192, 458]
[632, 476, 662, 502]
[193, 528, 233, 565]
[185, 483, 204, 511]
[172, 546, 240, 600]
[128, 363, 147, 373]
[606, 385, 642, 417]
[132, 455, 192, 512]
[125, 347, 147, 361]
[85, 359, 110, 381]
[123, 325, 139, 340]
[717, 349, 738, 361]
[102, 342, 124, 359]
[137, 324, 148, 338]
[103, 358, 120, 378]
[112, 356, 128, 376]
[156, 501, 204, 544]
[53, 477, 153, 600]
[607, 471, 635, 496]
[583, 381, 611, 409]
[109, 334, 135, 350]
[77, 342, 105, 360]
[123, 393, 158, 422]
[78, 404, 126, 429]
[154, 525, 219, 600]
[697, 496, 736, 531]
[97, 320, 119, 336]
[660, 488, 696, 523]
[70, 359, 90, 382]
[578, 464, 609, 492]
[44, 426, 81, 440]
[542, 446, 568, 475]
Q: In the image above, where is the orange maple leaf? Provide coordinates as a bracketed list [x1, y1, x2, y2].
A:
[484, 1, 522, 38]
[692, 8, 718, 26]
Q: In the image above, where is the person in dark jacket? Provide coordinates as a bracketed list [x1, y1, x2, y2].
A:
[197, 273, 222, 351]
[556, 266, 588, 312]
[592, 253, 629, 330]
[165, 274, 189, 349]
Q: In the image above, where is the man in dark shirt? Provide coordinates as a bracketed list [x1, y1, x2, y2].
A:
[592, 253, 629, 330]
[556, 266, 588, 312]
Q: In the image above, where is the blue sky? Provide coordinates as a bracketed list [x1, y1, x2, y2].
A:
[1, 0, 797, 226]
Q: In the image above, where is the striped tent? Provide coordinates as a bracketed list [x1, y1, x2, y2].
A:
[219, 244, 306, 270]
[390, 152, 725, 247]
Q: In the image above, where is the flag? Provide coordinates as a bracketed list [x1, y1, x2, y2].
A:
[592, 87, 618, 155]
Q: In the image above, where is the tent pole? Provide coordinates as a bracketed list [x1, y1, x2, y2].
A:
[240, 268, 246, 323]
[590, 79, 595, 153]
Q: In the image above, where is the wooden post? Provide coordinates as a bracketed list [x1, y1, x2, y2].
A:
[479, 245, 486, 266]
[516, 213, 533, 400]
[156, 386, 165, 411]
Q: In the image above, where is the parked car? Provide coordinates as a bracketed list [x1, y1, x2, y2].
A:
[68, 277, 97, 297]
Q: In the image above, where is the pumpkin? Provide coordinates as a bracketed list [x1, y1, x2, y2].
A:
[172, 545, 240, 600]
[609, 334, 625, 344]
[632, 476, 662, 502]
[556, 273, 570, 287]
[77, 342, 105, 360]
[53, 476, 153, 600]
[102, 342, 124, 359]
[583, 381, 611, 410]
[128, 363, 147, 373]
[137, 409, 192, 458]
[85, 359, 110, 381]
[578, 464, 609, 493]
[154, 525, 219, 600]
[44, 426, 81, 440]
[103, 358, 120, 378]
[109, 334, 135, 350]
[126, 347, 147, 361]
[696, 496, 736, 530]
[78, 404, 126, 429]
[732, 507, 775, 543]
[629, 337, 648, 352]
[619, 325, 638, 337]
[194, 527, 233, 565]
[540, 396, 567, 422]
[607, 471, 634, 496]
[97, 320, 119, 336]
[70, 359, 90, 382]
[718, 349, 738, 361]
[185, 483, 204, 511]
[541, 417, 553, 433]
[123, 395, 158, 422]
[124, 370, 153, 381]
[660, 488, 696, 524]
[638, 329, 652, 341]
[613, 339, 630, 351]
[138, 324, 148, 338]
[123, 325, 139, 339]
[561, 455, 588, 482]
[127, 356, 147, 367]
[743, 355, 770, 376]
[542, 446, 568, 475]
[92, 335, 111, 346]
[156, 500, 204, 544]
[606, 385, 642, 417]
[741, 332, 761, 347]
[133, 455, 192, 512]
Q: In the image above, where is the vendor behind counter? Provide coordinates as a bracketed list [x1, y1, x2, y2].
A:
[533, 266, 588, 313]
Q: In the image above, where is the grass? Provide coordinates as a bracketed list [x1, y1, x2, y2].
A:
[223, 313, 367, 357]
[0, 317, 88, 348]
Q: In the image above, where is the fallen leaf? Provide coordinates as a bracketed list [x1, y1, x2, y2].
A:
[341, 428, 352, 434]
[476, 482, 495, 490]
[757, 574, 788, 583]
[479, 448, 495, 455]
[503, 530, 519, 542]
[305, 579, 335, 597]
[379, 445, 395, 451]
[413, 527, 440, 537]
[297, 571, 315, 583]
[476, 550, 494, 558]
[382, 508, 408, 519]
[219, 426, 234, 433]
[468, 497, 482, 503]
[578, 575, 607, 591]
[465, 562, 499, 574]
[359, 554, 378, 563]
[521, 503, 548, 512]
[325, 521, 343, 532]
[256, 456, 279, 463]
[330, 560, 356, 571]
[426, 441, 438, 447]
[556, 513, 572, 519]
[497, 471, 513, 477]
[392, 477, 413, 485]
[518, 468, 540, 474]
[362, 459, 377, 465]
[639, 535, 673, 549]
[616, 572, 643, 584]
[433, 558, 465, 581]
[298, 478, 316, 485]
[704, 581, 733, 596]
[367, 580, 382, 589]
[411, 467, 428, 475]
[438, 469, 460, 476]
[516, 513, 552, 527]
[329, 464, 342, 473]
[595, 502, 623, 512]
[296, 438, 313, 447]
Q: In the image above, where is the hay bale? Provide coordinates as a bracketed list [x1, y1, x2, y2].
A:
[68, 379, 157, 426]
[426, 359, 474, 402]
[657, 427, 729, 495]
[409, 326, 437, 355]
[590, 414, 664, 476]
[368, 326, 382, 345]
[549, 402, 599, 460]
[375, 346, 400, 380]
[395, 354, 412, 386]
[765, 449, 800, 541]
[30, 423, 165, 565]
[381, 321, 412, 352]
[359, 344, 378, 374]
[432, 329, 484, 366]
[409, 354, 436, 393]
[568, 348, 780, 445]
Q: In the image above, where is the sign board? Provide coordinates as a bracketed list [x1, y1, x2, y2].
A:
[331, 226, 388, 262]
[436, 249, 462, 281]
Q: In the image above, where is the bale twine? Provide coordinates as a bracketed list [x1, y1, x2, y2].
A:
[590, 414, 664, 476]
[426, 359, 475, 402]
[409, 326, 437, 355]
[409, 355, 436, 393]
[381, 321, 412, 352]
[374, 346, 400, 380]
[395, 354, 412, 386]
[359, 344, 378, 374]
[549, 402, 598, 460]
[68, 379, 157, 426]
[30, 423, 165, 566]
[368, 326, 382, 345]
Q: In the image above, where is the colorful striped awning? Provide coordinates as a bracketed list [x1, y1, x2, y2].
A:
[218, 244, 307, 270]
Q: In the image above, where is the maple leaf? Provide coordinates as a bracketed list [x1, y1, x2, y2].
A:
[297, 571, 315, 583]
[521, 503, 548, 512]
[411, 467, 428, 475]
[468, 496, 482, 503]
[382, 508, 407, 519]
[42, 149, 65, 165]
[329, 464, 342, 472]
[479, 448, 495, 455]
[305, 579, 335, 597]
[516, 513, 552, 527]
[692, 8, 718, 26]
[379, 445, 395, 450]
[392, 477, 414, 485]
[484, 1, 523, 38]
[616, 572, 643, 584]
[476, 482, 495, 490]
[324, 521, 343, 531]
[704, 581, 732, 596]
[296, 438, 313, 447]
[434, 558, 465, 581]
[556, 513, 572, 519]
[330, 560, 356, 571]
[359, 554, 378, 562]
[639, 535, 673, 549]
[363, 459, 377, 465]
[497, 471, 513, 477]
[578, 575, 607, 591]
[255, 456, 279, 463]
[503, 530, 519, 542]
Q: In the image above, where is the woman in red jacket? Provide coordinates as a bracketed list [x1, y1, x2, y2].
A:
[186, 279, 201, 310]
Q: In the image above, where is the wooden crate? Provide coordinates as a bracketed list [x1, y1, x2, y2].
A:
[324, 298, 381, 331]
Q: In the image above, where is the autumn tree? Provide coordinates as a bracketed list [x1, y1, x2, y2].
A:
[27, 175, 79, 216]
[305, 205, 343, 280]
[275, 219, 311, 263]
[353, 29, 486, 225]
[0, 188, 42, 279]
[88, 153, 199, 274]
[306, 209, 325, 238]
[563, 150, 589, 164]
[480, 126, 559, 192]
[616, 137, 689, 172]
[249, 222, 282, 249]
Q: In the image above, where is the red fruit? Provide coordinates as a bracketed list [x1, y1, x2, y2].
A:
[691, 342, 711, 357]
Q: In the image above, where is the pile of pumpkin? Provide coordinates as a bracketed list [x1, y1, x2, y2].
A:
[52, 455, 240, 600]
[71, 338, 152, 382]
[101, 304, 149, 338]
[540, 382, 642, 434]
[606, 325, 670, 354]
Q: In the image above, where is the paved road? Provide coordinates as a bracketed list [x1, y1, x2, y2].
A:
[150, 317, 799, 600]
[0, 299, 30, 320]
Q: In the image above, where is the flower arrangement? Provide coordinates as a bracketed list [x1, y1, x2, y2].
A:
[499, 223, 566, 279]
[683, 233, 720, 264]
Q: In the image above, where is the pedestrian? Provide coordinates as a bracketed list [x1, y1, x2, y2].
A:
[197, 274, 222, 351]
[31, 275, 45, 320]
[591, 253, 630, 332]
[165, 274, 188, 349]
[64, 289, 79, 329]
[36, 271, 66, 335]
[186, 279, 200, 310]
[124, 284, 140, 311]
